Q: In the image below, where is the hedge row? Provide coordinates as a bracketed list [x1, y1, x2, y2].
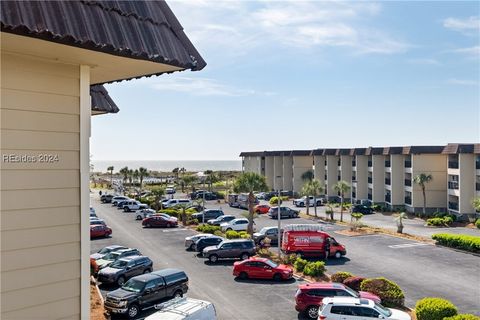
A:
[427, 217, 454, 227]
[415, 298, 457, 320]
[431, 233, 480, 253]
[293, 258, 325, 277]
[475, 219, 480, 229]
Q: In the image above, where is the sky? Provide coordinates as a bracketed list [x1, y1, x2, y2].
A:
[91, 1, 480, 161]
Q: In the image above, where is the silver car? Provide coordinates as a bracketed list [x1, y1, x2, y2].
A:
[184, 234, 214, 251]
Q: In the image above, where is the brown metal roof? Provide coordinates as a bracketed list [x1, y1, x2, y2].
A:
[402, 146, 444, 155]
[0, 0, 206, 83]
[442, 143, 478, 154]
[383, 146, 403, 155]
[311, 149, 325, 156]
[351, 148, 367, 156]
[239, 151, 265, 157]
[291, 150, 312, 156]
[91, 85, 119, 114]
[323, 149, 337, 156]
[365, 147, 383, 155]
[336, 148, 351, 156]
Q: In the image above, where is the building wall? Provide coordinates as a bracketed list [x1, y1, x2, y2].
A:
[313, 155, 326, 189]
[264, 156, 274, 190]
[273, 156, 283, 190]
[390, 154, 405, 206]
[372, 155, 385, 203]
[282, 156, 293, 191]
[1, 53, 81, 319]
[354, 155, 368, 200]
[458, 154, 475, 213]
[410, 154, 447, 211]
[292, 156, 313, 193]
[243, 156, 261, 175]
[326, 155, 339, 198]
[340, 155, 352, 200]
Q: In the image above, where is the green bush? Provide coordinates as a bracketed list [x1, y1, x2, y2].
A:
[269, 196, 289, 205]
[433, 211, 457, 222]
[303, 261, 326, 277]
[360, 277, 405, 307]
[432, 233, 480, 253]
[225, 230, 241, 239]
[415, 297, 457, 320]
[294, 258, 308, 272]
[213, 230, 224, 237]
[427, 217, 453, 227]
[330, 271, 354, 283]
[256, 248, 275, 259]
[196, 224, 221, 234]
[343, 276, 366, 291]
[475, 219, 480, 229]
[444, 314, 480, 320]
[279, 253, 299, 265]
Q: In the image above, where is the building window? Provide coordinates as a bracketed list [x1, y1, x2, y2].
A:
[385, 193, 391, 203]
[385, 160, 391, 167]
[385, 178, 391, 185]
[368, 177, 372, 184]
[448, 155, 459, 169]
[404, 156, 412, 168]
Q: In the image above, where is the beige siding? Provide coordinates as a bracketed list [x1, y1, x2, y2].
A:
[1, 52, 81, 319]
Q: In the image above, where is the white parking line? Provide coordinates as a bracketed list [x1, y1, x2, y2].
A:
[388, 242, 432, 249]
[161, 228, 189, 233]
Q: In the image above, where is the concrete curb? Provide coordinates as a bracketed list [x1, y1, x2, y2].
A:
[91, 276, 104, 305]
[433, 243, 480, 257]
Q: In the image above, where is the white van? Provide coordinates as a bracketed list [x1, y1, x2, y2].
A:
[147, 298, 217, 320]
[163, 199, 192, 208]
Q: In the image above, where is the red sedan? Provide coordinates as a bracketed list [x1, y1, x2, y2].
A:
[254, 204, 271, 214]
[142, 215, 178, 228]
[233, 257, 293, 281]
[90, 224, 112, 239]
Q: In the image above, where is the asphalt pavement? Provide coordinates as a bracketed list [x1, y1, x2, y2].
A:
[91, 195, 480, 319]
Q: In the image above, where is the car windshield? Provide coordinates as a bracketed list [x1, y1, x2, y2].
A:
[161, 213, 171, 219]
[343, 285, 360, 298]
[264, 259, 278, 268]
[98, 247, 114, 254]
[110, 260, 129, 269]
[103, 252, 120, 260]
[122, 279, 145, 293]
[259, 227, 268, 235]
[374, 302, 392, 317]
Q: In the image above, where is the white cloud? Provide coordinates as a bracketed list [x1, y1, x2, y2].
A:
[169, 1, 408, 56]
[447, 78, 479, 86]
[452, 45, 480, 58]
[407, 58, 440, 65]
[443, 16, 480, 32]
[149, 77, 258, 96]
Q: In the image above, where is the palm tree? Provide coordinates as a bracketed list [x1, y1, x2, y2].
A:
[172, 167, 179, 182]
[119, 167, 129, 185]
[301, 170, 315, 214]
[472, 197, 480, 212]
[138, 167, 148, 191]
[395, 212, 408, 233]
[107, 166, 114, 188]
[413, 173, 432, 216]
[233, 172, 268, 235]
[332, 180, 351, 222]
[128, 169, 134, 186]
[308, 179, 324, 217]
[181, 175, 197, 194]
[150, 186, 165, 210]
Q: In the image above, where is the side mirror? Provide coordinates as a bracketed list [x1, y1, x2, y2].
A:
[144, 288, 152, 294]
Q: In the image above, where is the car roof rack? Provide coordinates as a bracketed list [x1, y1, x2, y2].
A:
[283, 224, 325, 232]
[154, 297, 210, 313]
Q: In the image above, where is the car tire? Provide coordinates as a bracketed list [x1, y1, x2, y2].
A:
[136, 215, 142, 220]
[145, 223, 151, 228]
[189, 243, 195, 251]
[226, 228, 232, 231]
[305, 305, 319, 319]
[124, 208, 130, 212]
[209, 254, 218, 263]
[239, 272, 248, 280]
[166, 223, 171, 228]
[273, 273, 282, 282]
[173, 290, 183, 298]
[117, 276, 126, 286]
[127, 304, 139, 319]
[240, 253, 249, 260]
[143, 268, 151, 274]
[334, 251, 342, 259]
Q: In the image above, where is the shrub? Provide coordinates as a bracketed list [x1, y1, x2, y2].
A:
[225, 230, 241, 239]
[415, 297, 457, 320]
[279, 253, 299, 265]
[427, 217, 453, 227]
[294, 257, 308, 272]
[432, 233, 480, 253]
[268, 196, 288, 205]
[303, 261, 326, 277]
[475, 219, 480, 229]
[196, 224, 221, 234]
[433, 211, 457, 222]
[360, 277, 405, 307]
[239, 231, 251, 239]
[256, 248, 275, 259]
[444, 314, 480, 320]
[343, 276, 366, 291]
[330, 271, 354, 283]
[213, 230, 224, 237]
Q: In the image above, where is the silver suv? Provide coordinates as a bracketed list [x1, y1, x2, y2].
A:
[202, 239, 256, 263]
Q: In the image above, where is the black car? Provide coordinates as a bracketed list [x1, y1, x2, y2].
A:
[104, 268, 188, 319]
[267, 207, 299, 219]
[101, 194, 115, 203]
[352, 204, 374, 214]
[194, 235, 224, 252]
[192, 191, 217, 200]
[97, 256, 153, 286]
[207, 215, 236, 226]
[191, 209, 224, 223]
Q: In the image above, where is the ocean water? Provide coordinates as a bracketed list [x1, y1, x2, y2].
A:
[91, 160, 242, 173]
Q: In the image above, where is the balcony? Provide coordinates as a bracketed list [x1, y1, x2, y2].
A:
[352, 161, 356, 167]
[385, 178, 391, 185]
[448, 181, 459, 190]
[385, 194, 391, 203]
[352, 192, 356, 198]
[352, 176, 356, 181]
[476, 161, 480, 170]
[368, 194, 372, 200]
[385, 161, 391, 167]
[404, 179, 411, 186]
[476, 182, 480, 191]
[404, 160, 412, 168]
[368, 161, 372, 167]
[448, 202, 459, 211]
[404, 196, 412, 205]
[448, 161, 459, 169]
[368, 177, 372, 184]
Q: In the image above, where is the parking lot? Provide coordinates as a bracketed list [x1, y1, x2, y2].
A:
[91, 194, 480, 319]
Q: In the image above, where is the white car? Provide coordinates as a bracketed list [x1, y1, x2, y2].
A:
[166, 187, 176, 194]
[318, 297, 411, 320]
[123, 200, 148, 212]
[148, 298, 217, 320]
[163, 199, 192, 208]
[220, 218, 252, 232]
[293, 196, 322, 207]
[111, 196, 129, 205]
[134, 208, 156, 220]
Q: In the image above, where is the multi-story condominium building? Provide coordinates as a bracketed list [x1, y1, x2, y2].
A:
[442, 143, 480, 218]
[240, 143, 478, 218]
